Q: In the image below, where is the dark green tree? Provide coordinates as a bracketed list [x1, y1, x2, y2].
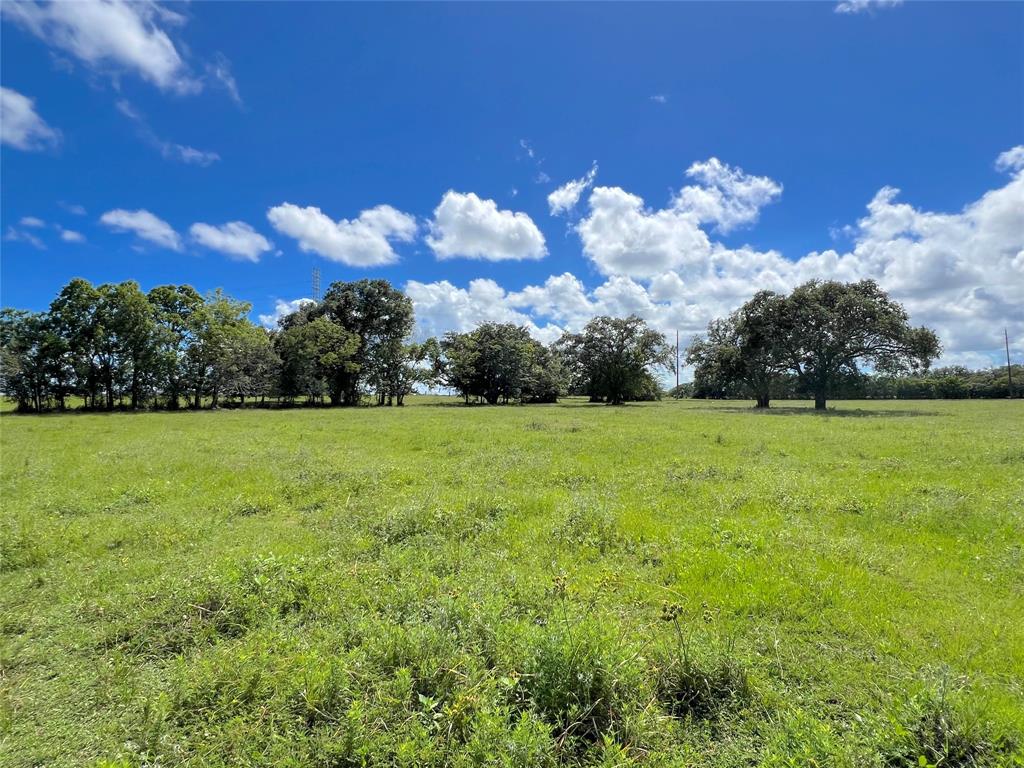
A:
[687, 290, 789, 408]
[558, 315, 672, 405]
[780, 280, 940, 410]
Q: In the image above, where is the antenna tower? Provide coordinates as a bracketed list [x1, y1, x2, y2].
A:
[312, 266, 321, 303]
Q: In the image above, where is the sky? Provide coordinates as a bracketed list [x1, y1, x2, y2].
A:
[2, 0, 1022, 370]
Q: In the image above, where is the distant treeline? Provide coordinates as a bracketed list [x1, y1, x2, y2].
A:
[0, 277, 672, 412]
[680, 365, 1021, 401]
[2, 277, 1014, 413]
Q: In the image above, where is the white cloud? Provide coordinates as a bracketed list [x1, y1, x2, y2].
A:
[995, 145, 1024, 173]
[190, 221, 272, 262]
[3, 0, 200, 93]
[100, 208, 181, 250]
[0, 87, 60, 150]
[258, 298, 315, 329]
[58, 227, 85, 243]
[519, 139, 535, 159]
[576, 158, 780, 277]
[168, 144, 219, 166]
[410, 148, 1024, 367]
[674, 157, 782, 233]
[116, 99, 219, 166]
[406, 278, 564, 344]
[650, 94, 668, 104]
[548, 163, 598, 216]
[206, 53, 242, 106]
[20, 216, 45, 228]
[60, 202, 87, 216]
[427, 191, 547, 261]
[4, 226, 46, 250]
[577, 185, 713, 278]
[835, 0, 902, 13]
[267, 203, 417, 266]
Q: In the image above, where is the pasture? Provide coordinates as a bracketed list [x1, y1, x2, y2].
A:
[1, 398, 1022, 766]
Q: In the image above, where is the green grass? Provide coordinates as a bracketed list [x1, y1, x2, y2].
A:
[1, 397, 1022, 766]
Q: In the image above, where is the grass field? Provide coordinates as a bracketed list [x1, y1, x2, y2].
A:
[1, 398, 1022, 767]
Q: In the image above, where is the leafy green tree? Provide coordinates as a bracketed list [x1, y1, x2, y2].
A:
[439, 323, 561, 404]
[275, 315, 359, 404]
[0, 309, 60, 412]
[687, 290, 789, 408]
[558, 315, 672, 405]
[96, 281, 161, 409]
[780, 280, 940, 410]
[319, 279, 414, 405]
[183, 290, 253, 408]
[49, 278, 102, 408]
[148, 285, 204, 409]
[218, 325, 281, 405]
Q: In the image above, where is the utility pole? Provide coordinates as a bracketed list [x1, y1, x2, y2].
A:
[312, 266, 321, 303]
[675, 329, 680, 388]
[1006, 328, 1014, 398]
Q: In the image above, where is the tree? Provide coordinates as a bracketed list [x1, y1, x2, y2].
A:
[438, 323, 562, 404]
[0, 309, 60, 412]
[275, 315, 359, 404]
[318, 280, 414, 405]
[183, 290, 253, 408]
[96, 281, 161, 409]
[148, 284, 204, 409]
[687, 290, 788, 408]
[780, 280, 940, 410]
[49, 278, 101, 408]
[558, 315, 672, 405]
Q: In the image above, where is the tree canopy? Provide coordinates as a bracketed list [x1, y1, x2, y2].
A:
[688, 280, 941, 410]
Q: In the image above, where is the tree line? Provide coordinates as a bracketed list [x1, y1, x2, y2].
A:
[0, 278, 677, 412]
[5, 276, 1012, 413]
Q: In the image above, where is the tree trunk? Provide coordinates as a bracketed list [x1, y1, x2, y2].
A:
[755, 395, 770, 408]
[814, 392, 826, 410]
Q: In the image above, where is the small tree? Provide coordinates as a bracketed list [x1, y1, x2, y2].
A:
[558, 315, 672, 405]
[780, 280, 940, 410]
[687, 290, 788, 408]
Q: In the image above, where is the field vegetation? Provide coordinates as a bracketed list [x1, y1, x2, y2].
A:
[2, 397, 1022, 766]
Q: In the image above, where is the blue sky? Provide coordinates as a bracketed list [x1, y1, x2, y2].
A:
[2, 1, 1022, 367]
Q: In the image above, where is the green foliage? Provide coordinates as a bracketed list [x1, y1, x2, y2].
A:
[439, 322, 567, 404]
[558, 314, 672, 404]
[688, 280, 943, 410]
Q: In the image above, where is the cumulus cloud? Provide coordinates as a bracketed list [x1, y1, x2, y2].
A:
[548, 163, 598, 216]
[258, 298, 315, 329]
[835, 0, 902, 13]
[100, 208, 181, 250]
[406, 278, 564, 344]
[267, 203, 417, 266]
[427, 191, 547, 261]
[3, 0, 200, 93]
[0, 87, 60, 150]
[995, 145, 1024, 173]
[411, 148, 1024, 368]
[577, 186, 713, 278]
[190, 221, 272, 262]
[674, 157, 782, 233]
[20, 216, 45, 228]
